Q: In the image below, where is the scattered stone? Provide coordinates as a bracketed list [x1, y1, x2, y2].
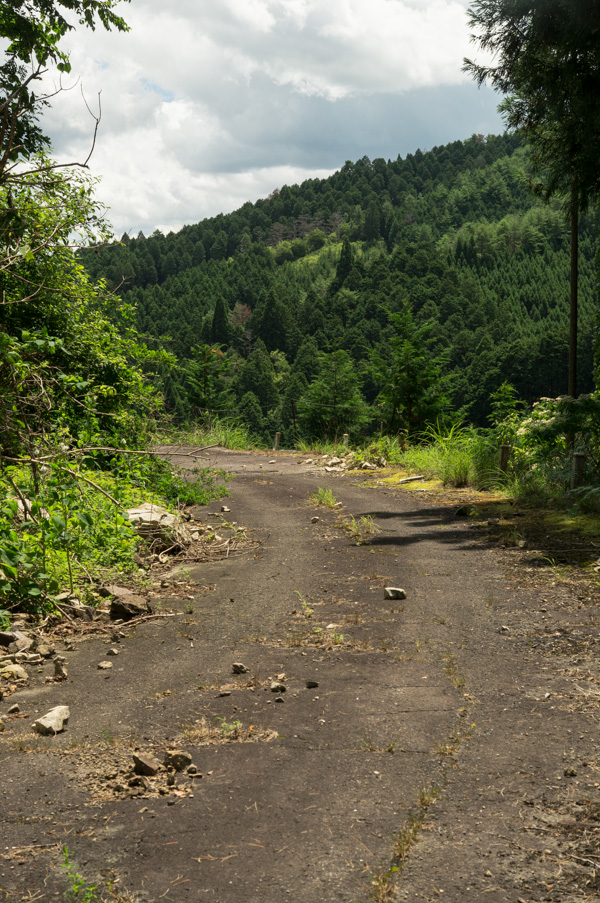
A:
[306, 680, 319, 689]
[232, 662, 250, 674]
[106, 648, 120, 656]
[311, 516, 320, 524]
[110, 597, 149, 621]
[8, 703, 20, 714]
[32, 705, 70, 735]
[221, 506, 231, 513]
[361, 462, 377, 471]
[328, 457, 343, 466]
[98, 661, 113, 670]
[36, 644, 54, 658]
[0, 720, 4, 732]
[376, 456, 387, 468]
[270, 681, 286, 693]
[218, 690, 231, 697]
[275, 696, 284, 703]
[63, 601, 95, 621]
[269, 459, 276, 464]
[564, 767, 578, 777]
[166, 774, 176, 787]
[164, 750, 193, 772]
[54, 659, 68, 680]
[0, 630, 33, 653]
[15, 652, 42, 664]
[128, 775, 149, 789]
[132, 753, 161, 777]
[0, 663, 28, 681]
[187, 764, 198, 775]
[384, 587, 407, 600]
[498, 625, 511, 634]
[333, 502, 344, 509]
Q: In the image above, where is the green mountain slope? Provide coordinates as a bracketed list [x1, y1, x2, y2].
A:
[82, 133, 597, 438]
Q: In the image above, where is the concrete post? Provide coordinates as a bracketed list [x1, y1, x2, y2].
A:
[571, 452, 586, 489]
[498, 444, 510, 474]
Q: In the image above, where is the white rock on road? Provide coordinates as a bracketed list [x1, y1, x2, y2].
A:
[32, 705, 70, 735]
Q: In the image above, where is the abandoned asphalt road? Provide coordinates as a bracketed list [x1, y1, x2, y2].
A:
[1, 448, 599, 903]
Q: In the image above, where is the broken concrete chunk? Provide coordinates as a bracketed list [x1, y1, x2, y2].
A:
[0, 630, 33, 653]
[0, 663, 28, 681]
[384, 587, 407, 600]
[133, 752, 161, 776]
[127, 504, 176, 529]
[100, 584, 136, 599]
[110, 597, 149, 621]
[232, 662, 250, 674]
[15, 652, 42, 664]
[33, 705, 70, 735]
[164, 750, 193, 772]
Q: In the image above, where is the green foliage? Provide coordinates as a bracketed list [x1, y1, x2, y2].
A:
[185, 344, 232, 415]
[299, 350, 371, 441]
[0, 452, 227, 611]
[370, 302, 450, 435]
[309, 487, 338, 508]
[60, 845, 98, 903]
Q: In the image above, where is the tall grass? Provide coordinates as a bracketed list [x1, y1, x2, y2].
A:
[165, 417, 257, 451]
[371, 425, 501, 489]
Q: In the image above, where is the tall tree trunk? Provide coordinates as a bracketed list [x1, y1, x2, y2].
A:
[569, 190, 579, 399]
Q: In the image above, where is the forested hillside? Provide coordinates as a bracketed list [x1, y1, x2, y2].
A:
[83, 133, 598, 443]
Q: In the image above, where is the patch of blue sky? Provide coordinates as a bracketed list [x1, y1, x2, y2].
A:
[141, 78, 174, 102]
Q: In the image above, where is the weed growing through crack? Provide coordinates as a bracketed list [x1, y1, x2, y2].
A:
[443, 653, 465, 689]
[61, 846, 98, 903]
[341, 515, 380, 544]
[361, 735, 397, 754]
[369, 784, 439, 901]
[310, 487, 338, 507]
[216, 716, 242, 738]
[99, 726, 116, 746]
[294, 590, 314, 618]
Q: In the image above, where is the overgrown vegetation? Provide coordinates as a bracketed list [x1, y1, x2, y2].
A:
[0, 1, 225, 621]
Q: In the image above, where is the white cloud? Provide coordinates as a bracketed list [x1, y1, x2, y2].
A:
[38, 0, 502, 235]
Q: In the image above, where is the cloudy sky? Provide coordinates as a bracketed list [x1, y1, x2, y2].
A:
[41, 0, 503, 236]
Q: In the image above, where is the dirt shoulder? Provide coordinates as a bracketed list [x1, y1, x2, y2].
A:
[1, 448, 599, 903]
